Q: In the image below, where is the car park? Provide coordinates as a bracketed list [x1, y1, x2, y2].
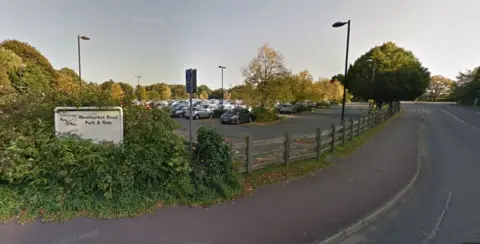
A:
[220, 108, 253, 125]
[200, 104, 218, 113]
[184, 107, 212, 120]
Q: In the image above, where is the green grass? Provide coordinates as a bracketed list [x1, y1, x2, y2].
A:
[241, 112, 402, 193]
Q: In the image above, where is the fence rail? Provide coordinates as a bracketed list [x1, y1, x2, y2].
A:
[234, 102, 400, 174]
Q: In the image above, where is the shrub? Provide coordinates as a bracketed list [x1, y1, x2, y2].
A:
[297, 105, 313, 112]
[252, 107, 279, 122]
[0, 90, 192, 198]
[191, 127, 240, 199]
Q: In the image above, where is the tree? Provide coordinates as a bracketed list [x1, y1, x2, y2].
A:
[210, 89, 223, 99]
[110, 83, 124, 100]
[197, 84, 212, 95]
[242, 44, 289, 108]
[139, 86, 148, 101]
[331, 74, 345, 85]
[147, 90, 161, 100]
[199, 91, 209, 99]
[118, 82, 135, 102]
[223, 92, 232, 100]
[168, 84, 187, 99]
[1, 40, 57, 82]
[56, 67, 81, 96]
[100, 79, 115, 91]
[291, 70, 314, 102]
[454, 67, 480, 105]
[148, 83, 171, 100]
[346, 42, 430, 108]
[0, 47, 23, 94]
[426, 75, 454, 101]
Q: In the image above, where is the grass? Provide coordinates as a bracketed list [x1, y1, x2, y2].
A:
[241, 111, 402, 193]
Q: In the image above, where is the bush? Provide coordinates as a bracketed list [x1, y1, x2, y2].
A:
[297, 105, 313, 112]
[252, 107, 279, 122]
[191, 127, 240, 200]
[0, 94, 191, 200]
[0, 89, 244, 220]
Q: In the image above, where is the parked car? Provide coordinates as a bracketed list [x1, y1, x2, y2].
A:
[170, 105, 186, 118]
[220, 108, 253, 124]
[184, 107, 212, 120]
[200, 104, 218, 113]
[279, 104, 298, 114]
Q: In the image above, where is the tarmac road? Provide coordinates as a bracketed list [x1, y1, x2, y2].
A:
[339, 103, 480, 244]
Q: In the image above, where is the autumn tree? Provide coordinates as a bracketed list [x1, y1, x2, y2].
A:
[199, 91, 209, 99]
[426, 75, 454, 101]
[110, 83, 124, 100]
[243, 44, 289, 108]
[0, 47, 23, 94]
[291, 70, 314, 102]
[347, 42, 430, 108]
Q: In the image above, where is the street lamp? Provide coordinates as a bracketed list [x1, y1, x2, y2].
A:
[77, 35, 90, 87]
[135, 75, 142, 102]
[218, 65, 226, 105]
[367, 59, 376, 114]
[332, 20, 351, 123]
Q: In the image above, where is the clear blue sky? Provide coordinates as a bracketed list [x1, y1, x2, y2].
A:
[1, 0, 479, 89]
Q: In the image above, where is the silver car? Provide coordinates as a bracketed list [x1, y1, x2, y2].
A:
[184, 107, 212, 120]
[279, 104, 299, 114]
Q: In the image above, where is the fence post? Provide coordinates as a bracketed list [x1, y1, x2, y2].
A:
[350, 118, 354, 140]
[316, 128, 321, 161]
[245, 135, 253, 174]
[331, 124, 336, 153]
[284, 132, 291, 166]
[341, 121, 346, 146]
[357, 117, 361, 137]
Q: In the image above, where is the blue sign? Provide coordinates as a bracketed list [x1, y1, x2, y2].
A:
[185, 69, 197, 93]
[186, 69, 192, 82]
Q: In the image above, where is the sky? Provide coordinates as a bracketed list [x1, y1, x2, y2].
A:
[1, 0, 480, 89]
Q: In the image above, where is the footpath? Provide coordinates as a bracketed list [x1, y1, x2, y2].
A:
[0, 114, 420, 244]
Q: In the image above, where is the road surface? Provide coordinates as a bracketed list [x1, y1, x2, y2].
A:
[339, 103, 480, 244]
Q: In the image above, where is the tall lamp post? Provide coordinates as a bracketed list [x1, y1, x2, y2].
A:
[135, 75, 142, 102]
[218, 65, 226, 105]
[332, 20, 351, 123]
[367, 59, 376, 114]
[77, 35, 90, 87]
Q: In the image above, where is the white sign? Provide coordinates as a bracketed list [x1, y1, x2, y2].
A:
[54, 107, 124, 143]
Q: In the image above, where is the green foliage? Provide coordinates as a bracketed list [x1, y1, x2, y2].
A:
[1, 40, 56, 81]
[455, 67, 480, 105]
[347, 42, 430, 105]
[147, 83, 171, 100]
[191, 127, 240, 200]
[168, 84, 188, 99]
[251, 107, 279, 122]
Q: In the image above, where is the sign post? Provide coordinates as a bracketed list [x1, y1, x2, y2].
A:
[186, 69, 197, 152]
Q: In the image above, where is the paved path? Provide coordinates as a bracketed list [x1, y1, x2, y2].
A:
[0, 113, 418, 244]
[339, 103, 480, 244]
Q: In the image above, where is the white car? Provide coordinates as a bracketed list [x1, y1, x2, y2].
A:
[279, 104, 298, 114]
[201, 104, 218, 113]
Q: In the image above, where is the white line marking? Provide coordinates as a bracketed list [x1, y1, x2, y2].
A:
[440, 109, 480, 133]
[421, 191, 452, 244]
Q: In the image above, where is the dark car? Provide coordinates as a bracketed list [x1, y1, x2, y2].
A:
[170, 105, 186, 118]
[220, 108, 253, 125]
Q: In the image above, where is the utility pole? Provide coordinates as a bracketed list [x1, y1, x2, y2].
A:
[135, 75, 142, 102]
[77, 35, 90, 87]
[218, 66, 226, 105]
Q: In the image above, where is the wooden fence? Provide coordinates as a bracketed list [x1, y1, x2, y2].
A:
[232, 104, 400, 174]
